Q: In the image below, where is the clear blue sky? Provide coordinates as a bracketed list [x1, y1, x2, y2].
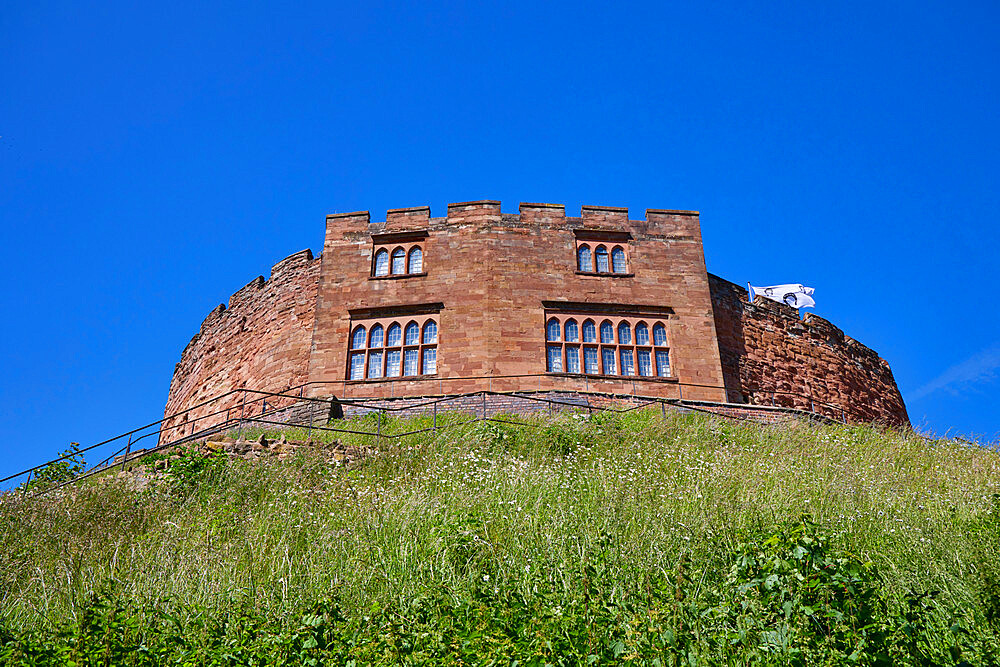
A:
[2, 0, 998, 481]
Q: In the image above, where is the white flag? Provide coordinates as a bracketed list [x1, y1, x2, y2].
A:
[748, 283, 816, 309]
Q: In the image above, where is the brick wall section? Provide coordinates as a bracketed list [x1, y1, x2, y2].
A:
[708, 274, 909, 425]
[161, 249, 320, 441]
[307, 201, 727, 402]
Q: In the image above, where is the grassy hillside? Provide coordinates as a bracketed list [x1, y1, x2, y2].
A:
[3, 409, 1000, 665]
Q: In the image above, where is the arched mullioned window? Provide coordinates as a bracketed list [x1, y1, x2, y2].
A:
[348, 317, 440, 380]
[595, 246, 610, 273]
[600, 320, 614, 344]
[611, 246, 627, 273]
[577, 245, 592, 272]
[617, 321, 632, 345]
[544, 316, 671, 379]
[405, 321, 420, 345]
[546, 318, 561, 342]
[635, 322, 649, 346]
[386, 323, 402, 347]
[351, 326, 366, 349]
[564, 319, 579, 342]
[391, 247, 406, 275]
[407, 247, 423, 274]
[369, 324, 384, 348]
[374, 249, 389, 276]
[653, 323, 667, 346]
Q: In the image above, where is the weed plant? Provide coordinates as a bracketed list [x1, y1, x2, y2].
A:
[2, 410, 1000, 664]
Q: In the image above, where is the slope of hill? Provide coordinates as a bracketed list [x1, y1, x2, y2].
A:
[2, 410, 999, 665]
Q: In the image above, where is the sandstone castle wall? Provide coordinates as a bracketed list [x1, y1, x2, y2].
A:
[161, 200, 908, 440]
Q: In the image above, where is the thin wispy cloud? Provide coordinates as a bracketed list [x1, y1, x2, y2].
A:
[908, 342, 1000, 402]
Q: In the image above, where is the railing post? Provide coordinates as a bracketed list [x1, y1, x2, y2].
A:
[376, 409, 382, 447]
[678, 383, 683, 401]
[121, 434, 133, 471]
[482, 391, 487, 419]
[433, 401, 438, 432]
[661, 400, 666, 419]
[237, 391, 246, 440]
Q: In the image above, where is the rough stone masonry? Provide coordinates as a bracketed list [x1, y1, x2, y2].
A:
[161, 201, 908, 440]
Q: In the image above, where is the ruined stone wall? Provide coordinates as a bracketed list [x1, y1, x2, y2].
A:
[708, 274, 908, 425]
[161, 249, 320, 441]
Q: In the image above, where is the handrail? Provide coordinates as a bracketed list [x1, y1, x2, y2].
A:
[1, 372, 850, 492]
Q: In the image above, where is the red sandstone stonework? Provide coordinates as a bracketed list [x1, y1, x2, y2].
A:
[161, 201, 908, 439]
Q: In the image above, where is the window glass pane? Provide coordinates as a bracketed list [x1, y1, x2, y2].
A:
[635, 323, 649, 346]
[386, 350, 401, 377]
[617, 322, 632, 345]
[564, 319, 579, 342]
[407, 247, 423, 273]
[611, 246, 627, 273]
[421, 347, 437, 374]
[391, 248, 406, 274]
[566, 346, 580, 373]
[653, 323, 667, 346]
[595, 246, 609, 272]
[369, 324, 384, 348]
[546, 345, 563, 372]
[386, 323, 402, 347]
[374, 250, 389, 276]
[405, 322, 419, 345]
[582, 320, 597, 343]
[601, 348, 617, 374]
[600, 321, 614, 344]
[351, 326, 366, 349]
[350, 352, 365, 380]
[584, 347, 599, 374]
[656, 350, 671, 377]
[577, 246, 591, 272]
[546, 318, 561, 341]
[422, 320, 438, 344]
[404, 349, 419, 375]
[637, 350, 652, 376]
[620, 349, 635, 376]
[367, 351, 383, 378]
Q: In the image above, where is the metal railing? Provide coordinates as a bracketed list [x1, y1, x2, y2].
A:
[1, 374, 849, 497]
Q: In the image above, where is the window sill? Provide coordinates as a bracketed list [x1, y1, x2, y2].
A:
[546, 371, 676, 382]
[369, 272, 428, 281]
[575, 271, 634, 278]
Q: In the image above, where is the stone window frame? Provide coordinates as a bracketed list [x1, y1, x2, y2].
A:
[370, 231, 428, 280]
[543, 312, 672, 379]
[347, 313, 439, 381]
[574, 231, 633, 277]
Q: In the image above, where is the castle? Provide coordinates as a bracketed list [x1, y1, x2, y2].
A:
[162, 201, 908, 437]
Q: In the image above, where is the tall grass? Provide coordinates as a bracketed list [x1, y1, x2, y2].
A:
[3, 409, 1000, 664]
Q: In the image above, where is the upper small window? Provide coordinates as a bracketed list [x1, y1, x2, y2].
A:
[546, 318, 561, 342]
[595, 246, 609, 273]
[407, 247, 423, 273]
[577, 245, 592, 272]
[611, 246, 627, 273]
[391, 248, 406, 274]
[374, 249, 389, 276]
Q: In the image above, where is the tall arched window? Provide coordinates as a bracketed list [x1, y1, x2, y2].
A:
[351, 326, 366, 349]
[407, 246, 423, 273]
[386, 323, 402, 347]
[635, 322, 649, 345]
[564, 319, 579, 342]
[422, 319, 438, 374]
[374, 249, 389, 276]
[600, 321, 614, 344]
[391, 247, 406, 274]
[577, 245, 592, 272]
[546, 318, 561, 341]
[653, 323, 667, 346]
[617, 321, 631, 345]
[422, 320, 438, 344]
[611, 246, 627, 273]
[595, 246, 610, 273]
[404, 321, 420, 345]
[369, 324, 384, 348]
[582, 320, 597, 343]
